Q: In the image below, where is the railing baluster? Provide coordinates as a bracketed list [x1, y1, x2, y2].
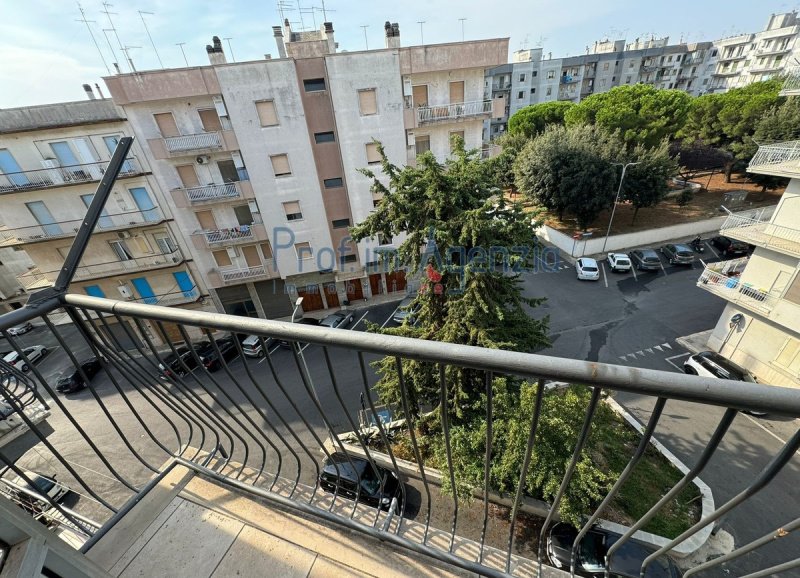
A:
[438, 364, 458, 553]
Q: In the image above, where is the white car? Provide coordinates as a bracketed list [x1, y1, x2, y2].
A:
[684, 351, 765, 416]
[575, 258, 600, 281]
[6, 322, 34, 336]
[3, 345, 47, 372]
[607, 253, 632, 273]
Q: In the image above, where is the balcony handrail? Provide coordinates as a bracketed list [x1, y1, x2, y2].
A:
[218, 265, 269, 283]
[0, 207, 166, 244]
[0, 158, 143, 194]
[781, 66, 800, 93]
[164, 132, 222, 153]
[416, 100, 493, 124]
[747, 140, 800, 173]
[182, 182, 240, 203]
[697, 261, 778, 314]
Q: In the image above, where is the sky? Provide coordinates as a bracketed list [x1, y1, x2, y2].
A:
[0, 0, 797, 108]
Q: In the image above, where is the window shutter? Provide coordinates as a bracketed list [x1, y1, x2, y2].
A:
[283, 201, 301, 216]
[271, 154, 291, 176]
[213, 249, 232, 267]
[358, 89, 378, 115]
[366, 143, 381, 164]
[256, 100, 278, 126]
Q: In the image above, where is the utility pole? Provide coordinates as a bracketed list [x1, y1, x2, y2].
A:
[601, 162, 640, 253]
[176, 43, 189, 67]
[138, 11, 164, 69]
[224, 37, 236, 62]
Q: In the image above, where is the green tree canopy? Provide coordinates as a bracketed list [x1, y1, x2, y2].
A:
[745, 97, 800, 192]
[508, 101, 576, 138]
[482, 132, 528, 190]
[620, 140, 679, 223]
[564, 84, 691, 147]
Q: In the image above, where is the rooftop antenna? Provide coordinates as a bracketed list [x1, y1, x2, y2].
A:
[536, 34, 547, 48]
[101, 2, 128, 72]
[176, 42, 189, 67]
[360, 25, 369, 50]
[223, 37, 236, 61]
[76, 2, 110, 74]
[138, 11, 163, 69]
[417, 21, 426, 46]
[277, 0, 294, 22]
[296, 0, 306, 30]
[120, 45, 140, 72]
[458, 18, 467, 42]
[320, 0, 329, 21]
[101, 29, 121, 71]
[300, 6, 317, 28]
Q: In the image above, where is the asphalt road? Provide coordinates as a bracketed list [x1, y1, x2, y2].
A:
[4, 240, 799, 575]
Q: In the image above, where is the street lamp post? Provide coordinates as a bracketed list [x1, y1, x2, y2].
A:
[601, 162, 640, 254]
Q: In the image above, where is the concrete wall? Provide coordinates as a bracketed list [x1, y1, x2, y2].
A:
[104, 69, 221, 105]
[0, 247, 34, 299]
[399, 39, 509, 75]
[0, 99, 123, 134]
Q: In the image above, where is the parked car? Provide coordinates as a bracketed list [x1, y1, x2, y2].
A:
[158, 341, 209, 378]
[576, 258, 600, 281]
[0, 470, 70, 512]
[3, 345, 47, 372]
[683, 351, 765, 415]
[279, 317, 320, 348]
[392, 296, 419, 324]
[242, 334, 274, 358]
[607, 253, 631, 273]
[546, 523, 683, 577]
[6, 322, 34, 336]
[319, 311, 355, 329]
[55, 357, 103, 394]
[198, 338, 240, 372]
[318, 452, 402, 512]
[710, 235, 749, 257]
[628, 249, 662, 271]
[660, 243, 695, 266]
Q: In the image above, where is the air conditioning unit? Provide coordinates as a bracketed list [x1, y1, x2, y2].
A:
[117, 231, 132, 239]
[196, 155, 210, 165]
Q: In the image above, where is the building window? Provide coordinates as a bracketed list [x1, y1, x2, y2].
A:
[703, 78, 709, 85]
[283, 201, 303, 221]
[530, 88, 536, 94]
[629, 61, 634, 68]
[198, 108, 222, 132]
[668, 55, 673, 62]
[84, 285, 105, 298]
[314, 131, 336, 144]
[600, 79, 606, 88]
[109, 240, 133, 261]
[260, 243, 272, 260]
[324, 177, 343, 188]
[612, 76, 616, 82]
[255, 100, 278, 126]
[532, 70, 538, 77]
[668, 83, 673, 89]
[332, 218, 350, 229]
[366, 142, 381, 164]
[358, 88, 378, 115]
[517, 91, 524, 99]
[519, 73, 526, 82]
[270, 154, 291, 177]
[155, 235, 177, 254]
[303, 78, 326, 92]
[625, 76, 632, 84]
[603, 62, 610, 71]
[295, 242, 312, 259]
[213, 249, 232, 267]
[547, 70, 555, 79]
[712, 49, 717, 57]
[774, 338, 800, 372]
[546, 87, 552, 96]
[415, 135, 430, 156]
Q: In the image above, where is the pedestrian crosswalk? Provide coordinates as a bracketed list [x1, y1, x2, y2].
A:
[618, 342, 672, 362]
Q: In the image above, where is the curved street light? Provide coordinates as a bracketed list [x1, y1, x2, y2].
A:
[601, 162, 641, 254]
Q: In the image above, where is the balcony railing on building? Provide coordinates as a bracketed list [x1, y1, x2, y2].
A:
[0, 207, 166, 247]
[197, 225, 255, 246]
[720, 206, 800, 258]
[696, 258, 777, 315]
[0, 158, 144, 194]
[164, 132, 222, 154]
[747, 140, 800, 179]
[416, 100, 493, 125]
[183, 182, 241, 204]
[780, 66, 800, 95]
[16, 249, 186, 289]
[218, 264, 276, 284]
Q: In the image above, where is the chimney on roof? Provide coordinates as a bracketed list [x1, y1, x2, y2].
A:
[82, 84, 96, 100]
[324, 22, 335, 53]
[273, 25, 287, 58]
[206, 35, 227, 64]
[385, 21, 401, 49]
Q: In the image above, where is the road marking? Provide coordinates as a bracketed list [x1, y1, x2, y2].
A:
[351, 311, 369, 330]
[659, 261, 668, 276]
[630, 265, 638, 281]
[601, 263, 609, 288]
[664, 352, 691, 371]
[381, 308, 399, 328]
[705, 242, 719, 259]
[258, 344, 282, 363]
[742, 414, 788, 445]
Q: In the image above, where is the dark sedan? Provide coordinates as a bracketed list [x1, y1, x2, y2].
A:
[660, 243, 695, 265]
[197, 338, 240, 372]
[628, 249, 662, 271]
[55, 358, 102, 394]
[279, 317, 320, 348]
[158, 341, 210, 378]
[710, 235, 749, 256]
[318, 453, 402, 512]
[546, 523, 682, 577]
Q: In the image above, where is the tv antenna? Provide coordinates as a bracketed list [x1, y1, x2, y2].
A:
[536, 34, 547, 48]
[417, 21, 426, 46]
[76, 2, 110, 74]
[319, 0, 330, 21]
[360, 25, 369, 50]
[458, 18, 467, 42]
[138, 11, 163, 69]
[176, 42, 189, 67]
[300, 5, 317, 28]
[223, 37, 236, 61]
[296, 0, 306, 30]
[101, 2, 128, 72]
[102, 29, 121, 71]
[120, 45, 140, 72]
[277, 1, 294, 22]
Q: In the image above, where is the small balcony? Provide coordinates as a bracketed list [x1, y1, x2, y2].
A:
[0, 207, 167, 247]
[746, 140, 800, 178]
[697, 258, 777, 315]
[0, 158, 145, 194]
[720, 207, 800, 258]
[560, 75, 579, 84]
[147, 131, 239, 160]
[712, 68, 740, 77]
[416, 100, 494, 125]
[192, 221, 266, 249]
[184, 182, 240, 203]
[780, 66, 800, 95]
[215, 262, 279, 285]
[717, 53, 747, 62]
[748, 63, 783, 74]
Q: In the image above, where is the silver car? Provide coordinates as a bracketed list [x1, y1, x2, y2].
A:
[661, 243, 694, 265]
[392, 296, 418, 324]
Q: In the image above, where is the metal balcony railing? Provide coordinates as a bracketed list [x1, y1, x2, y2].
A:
[0, 158, 144, 194]
[183, 182, 240, 203]
[747, 140, 800, 178]
[218, 265, 270, 283]
[720, 208, 800, 258]
[2, 293, 800, 578]
[416, 100, 493, 124]
[696, 258, 777, 315]
[0, 207, 166, 246]
[781, 66, 800, 94]
[197, 226, 254, 245]
[164, 132, 222, 153]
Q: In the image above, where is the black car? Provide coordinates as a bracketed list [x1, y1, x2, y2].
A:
[318, 453, 402, 512]
[628, 249, 662, 271]
[546, 523, 682, 577]
[158, 341, 210, 378]
[710, 235, 749, 256]
[198, 338, 240, 372]
[55, 358, 102, 394]
[279, 317, 320, 348]
[660, 243, 694, 265]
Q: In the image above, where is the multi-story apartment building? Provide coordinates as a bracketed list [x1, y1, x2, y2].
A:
[103, 23, 507, 319]
[0, 97, 210, 344]
[698, 85, 800, 387]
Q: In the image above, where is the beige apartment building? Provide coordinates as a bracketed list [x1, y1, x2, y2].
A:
[102, 22, 506, 318]
[0, 98, 211, 345]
